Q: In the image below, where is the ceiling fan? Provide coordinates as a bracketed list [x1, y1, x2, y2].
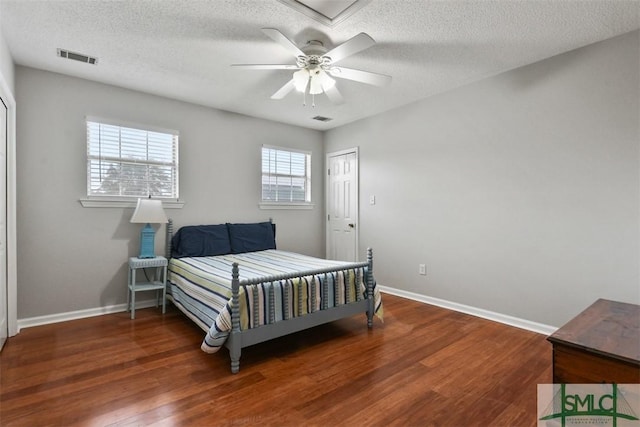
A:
[232, 28, 392, 106]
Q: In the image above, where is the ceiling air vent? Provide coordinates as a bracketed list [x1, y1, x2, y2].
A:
[312, 116, 333, 122]
[57, 48, 98, 65]
[278, 0, 371, 27]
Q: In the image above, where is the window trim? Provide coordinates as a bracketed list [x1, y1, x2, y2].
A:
[82, 116, 183, 207]
[86, 116, 179, 137]
[258, 201, 315, 210]
[260, 144, 313, 209]
[79, 197, 185, 208]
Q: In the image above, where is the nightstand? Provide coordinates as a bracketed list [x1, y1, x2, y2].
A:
[127, 256, 167, 319]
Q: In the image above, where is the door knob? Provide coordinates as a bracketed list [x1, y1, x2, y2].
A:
[348, 223, 355, 228]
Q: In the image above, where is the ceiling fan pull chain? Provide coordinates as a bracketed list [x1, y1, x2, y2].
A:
[312, 93, 316, 108]
[303, 91, 306, 107]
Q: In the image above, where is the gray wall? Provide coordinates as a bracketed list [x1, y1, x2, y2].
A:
[325, 31, 640, 327]
[14, 30, 640, 327]
[16, 67, 324, 319]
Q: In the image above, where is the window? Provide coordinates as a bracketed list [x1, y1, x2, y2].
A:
[86, 119, 179, 200]
[261, 146, 311, 205]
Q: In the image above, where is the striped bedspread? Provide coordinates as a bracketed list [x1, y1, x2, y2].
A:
[167, 249, 383, 353]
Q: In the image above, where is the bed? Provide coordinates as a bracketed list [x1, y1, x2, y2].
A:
[164, 219, 382, 373]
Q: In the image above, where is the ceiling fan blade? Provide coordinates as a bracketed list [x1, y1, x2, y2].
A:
[324, 33, 375, 63]
[232, 64, 300, 70]
[271, 79, 296, 100]
[329, 67, 392, 87]
[262, 28, 305, 58]
[323, 85, 344, 105]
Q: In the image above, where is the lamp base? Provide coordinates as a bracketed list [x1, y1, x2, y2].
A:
[138, 223, 156, 258]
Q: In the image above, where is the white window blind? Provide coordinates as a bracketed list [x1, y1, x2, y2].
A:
[86, 120, 179, 199]
[261, 146, 311, 203]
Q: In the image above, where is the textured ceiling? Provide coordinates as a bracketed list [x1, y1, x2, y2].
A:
[1, 0, 638, 130]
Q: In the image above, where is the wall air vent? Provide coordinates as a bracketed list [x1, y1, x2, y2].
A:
[312, 116, 333, 122]
[57, 49, 98, 65]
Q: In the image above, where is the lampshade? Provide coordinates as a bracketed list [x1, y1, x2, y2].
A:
[309, 72, 323, 95]
[309, 69, 335, 95]
[130, 198, 168, 224]
[293, 69, 309, 92]
[318, 69, 336, 91]
[131, 198, 167, 259]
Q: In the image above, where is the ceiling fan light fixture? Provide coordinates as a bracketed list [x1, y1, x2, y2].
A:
[307, 68, 334, 95]
[318, 69, 336, 90]
[309, 75, 323, 95]
[293, 69, 309, 92]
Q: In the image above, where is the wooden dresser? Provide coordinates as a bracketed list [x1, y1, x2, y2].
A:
[547, 299, 640, 384]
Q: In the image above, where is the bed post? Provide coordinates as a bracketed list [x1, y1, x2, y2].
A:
[366, 247, 374, 328]
[166, 218, 173, 259]
[229, 262, 242, 374]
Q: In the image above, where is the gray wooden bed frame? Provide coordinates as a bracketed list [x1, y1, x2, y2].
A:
[165, 219, 375, 373]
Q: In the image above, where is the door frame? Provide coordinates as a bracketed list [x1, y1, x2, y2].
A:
[0, 72, 17, 337]
[325, 147, 359, 260]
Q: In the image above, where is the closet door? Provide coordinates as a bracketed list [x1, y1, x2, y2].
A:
[326, 149, 359, 262]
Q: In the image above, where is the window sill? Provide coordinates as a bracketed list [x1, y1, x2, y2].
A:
[259, 202, 314, 210]
[79, 198, 185, 209]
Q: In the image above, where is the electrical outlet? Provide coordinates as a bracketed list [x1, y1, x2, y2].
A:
[419, 264, 426, 275]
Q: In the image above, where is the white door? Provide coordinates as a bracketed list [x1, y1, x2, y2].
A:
[326, 149, 358, 261]
[0, 96, 7, 351]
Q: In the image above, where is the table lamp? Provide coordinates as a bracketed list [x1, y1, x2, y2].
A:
[130, 197, 168, 258]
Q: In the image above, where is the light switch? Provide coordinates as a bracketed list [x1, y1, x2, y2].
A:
[369, 195, 376, 205]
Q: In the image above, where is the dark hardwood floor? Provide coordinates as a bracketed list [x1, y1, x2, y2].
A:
[0, 294, 551, 426]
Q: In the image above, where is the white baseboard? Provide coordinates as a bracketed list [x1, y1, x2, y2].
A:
[378, 285, 557, 336]
[17, 299, 159, 332]
[17, 288, 557, 336]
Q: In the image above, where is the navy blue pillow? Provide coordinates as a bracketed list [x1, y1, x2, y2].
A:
[172, 224, 231, 258]
[227, 222, 276, 254]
